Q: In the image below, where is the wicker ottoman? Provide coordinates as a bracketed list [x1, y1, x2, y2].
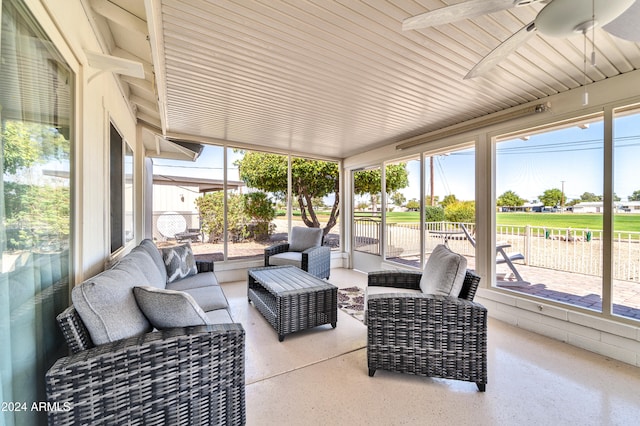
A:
[248, 265, 337, 341]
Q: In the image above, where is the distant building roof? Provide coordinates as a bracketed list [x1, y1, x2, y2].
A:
[153, 174, 244, 193]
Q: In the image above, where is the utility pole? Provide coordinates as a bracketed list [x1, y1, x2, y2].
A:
[561, 180, 565, 212]
[430, 156, 434, 206]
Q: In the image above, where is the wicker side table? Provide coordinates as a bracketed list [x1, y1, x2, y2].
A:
[248, 265, 337, 341]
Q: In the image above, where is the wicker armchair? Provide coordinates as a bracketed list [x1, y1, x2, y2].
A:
[366, 269, 487, 391]
[264, 226, 330, 279]
[45, 259, 246, 425]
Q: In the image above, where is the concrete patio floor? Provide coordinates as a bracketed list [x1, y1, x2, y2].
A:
[221, 268, 640, 425]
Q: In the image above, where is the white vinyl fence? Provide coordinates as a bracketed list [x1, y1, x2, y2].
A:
[356, 219, 640, 282]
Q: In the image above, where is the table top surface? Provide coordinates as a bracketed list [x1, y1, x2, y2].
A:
[429, 230, 464, 235]
[249, 266, 336, 295]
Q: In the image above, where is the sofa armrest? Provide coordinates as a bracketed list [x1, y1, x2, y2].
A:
[367, 293, 486, 322]
[46, 323, 245, 426]
[301, 245, 331, 279]
[367, 270, 422, 290]
[264, 243, 290, 266]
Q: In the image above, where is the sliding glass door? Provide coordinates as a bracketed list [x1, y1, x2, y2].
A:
[0, 0, 74, 424]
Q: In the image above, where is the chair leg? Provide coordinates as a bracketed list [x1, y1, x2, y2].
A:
[368, 369, 376, 377]
[497, 247, 524, 281]
[477, 383, 486, 392]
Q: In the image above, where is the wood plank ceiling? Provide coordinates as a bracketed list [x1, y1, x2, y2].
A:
[95, 0, 640, 159]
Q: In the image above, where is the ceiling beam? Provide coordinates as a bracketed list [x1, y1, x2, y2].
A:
[90, 0, 148, 35]
[137, 111, 162, 129]
[121, 75, 155, 94]
[130, 95, 159, 115]
[111, 47, 153, 80]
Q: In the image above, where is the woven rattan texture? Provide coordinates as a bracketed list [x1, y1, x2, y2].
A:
[46, 324, 246, 425]
[366, 269, 487, 391]
[264, 243, 331, 279]
[57, 306, 95, 354]
[248, 266, 337, 341]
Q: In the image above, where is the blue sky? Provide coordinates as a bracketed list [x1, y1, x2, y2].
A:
[400, 112, 640, 203]
[154, 113, 640, 204]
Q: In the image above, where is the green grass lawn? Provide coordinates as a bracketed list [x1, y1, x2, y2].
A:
[354, 211, 421, 223]
[496, 213, 640, 232]
[353, 211, 640, 232]
[305, 209, 640, 232]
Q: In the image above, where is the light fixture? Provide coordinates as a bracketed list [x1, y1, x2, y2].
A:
[535, 0, 635, 107]
[396, 102, 551, 151]
[85, 50, 145, 83]
[534, 0, 634, 38]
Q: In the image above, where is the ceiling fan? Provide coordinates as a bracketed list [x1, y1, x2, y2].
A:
[403, 0, 640, 79]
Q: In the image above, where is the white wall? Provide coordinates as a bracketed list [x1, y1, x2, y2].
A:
[152, 185, 200, 213]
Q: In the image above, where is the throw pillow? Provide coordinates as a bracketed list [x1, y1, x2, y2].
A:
[288, 226, 323, 252]
[161, 242, 198, 284]
[419, 244, 467, 296]
[133, 286, 211, 329]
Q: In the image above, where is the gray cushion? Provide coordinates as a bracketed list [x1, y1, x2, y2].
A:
[137, 239, 167, 284]
[72, 269, 152, 345]
[181, 285, 229, 312]
[288, 226, 323, 252]
[365, 286, 421, 307]
[166, 271, 219, 291]
[133, 286, 211, 329]
[206, 309, 234, 324]
[161, 243, 198, 284]
[268, 251, 302, 267]
[419, 244, 467, 296]
[127, 247, 165, 288]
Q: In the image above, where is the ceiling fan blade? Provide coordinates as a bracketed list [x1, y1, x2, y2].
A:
[403, 0, 524, 31]
[465, 22, 537, 79]
[603, 0, 640, 42]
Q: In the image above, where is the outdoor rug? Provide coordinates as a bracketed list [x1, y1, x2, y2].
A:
[337, 286, 365, 323]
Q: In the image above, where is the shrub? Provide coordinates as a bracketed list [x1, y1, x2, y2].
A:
[444, 201, 475, 224]
[243, 191, 276, 240]
[424, 205, 445, 222]
[196, 192, 250, 243]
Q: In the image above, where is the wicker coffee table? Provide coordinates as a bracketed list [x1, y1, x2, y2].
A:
[248, 265, 338, 341]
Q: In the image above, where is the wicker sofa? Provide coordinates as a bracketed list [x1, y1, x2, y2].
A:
[366, 245, 487, 391]
[45, 239, 245, 425]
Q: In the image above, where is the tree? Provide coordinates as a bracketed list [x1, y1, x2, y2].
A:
[424, 195, 439, 206]
[237, 153, 339, 234]
[539, 188, 564, 207]
[440, 194, 458, 208]
[390, 191, 406, 208]
[2, 121, 69, 175]
[354, 164, 409, 215]
[629, 190, 640, 201]
[237, 152, 409, 235]
[497, 190, 526, 207]
[579, 192, 602, 202]
[405, 199, 420, 211]
[243, 191, 276, 240]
